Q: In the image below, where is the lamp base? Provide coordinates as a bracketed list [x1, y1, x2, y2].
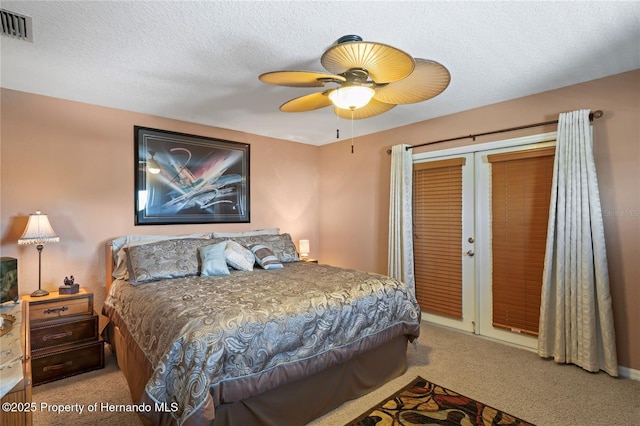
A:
[30, 288, 49, 297]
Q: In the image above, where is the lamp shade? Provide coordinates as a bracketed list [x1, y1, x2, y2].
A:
[18, 211, 60, 245]
[299, 239, 310, 257]
[329, 86, 375, 110]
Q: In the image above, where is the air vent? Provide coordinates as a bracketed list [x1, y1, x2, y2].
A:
[1, 9, 33, 42]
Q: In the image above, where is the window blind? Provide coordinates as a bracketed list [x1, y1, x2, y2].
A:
[413, 157, 465, 319]
[488, 146, 555, 335]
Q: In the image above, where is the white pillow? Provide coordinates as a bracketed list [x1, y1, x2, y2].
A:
[111, 233, 210, 280]
[224, 241, 255, 271]
[199, 242, 230, 277]
[211, 228, 280, 238]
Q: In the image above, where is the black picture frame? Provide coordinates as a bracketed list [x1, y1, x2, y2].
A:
[134, 126, 250, 225]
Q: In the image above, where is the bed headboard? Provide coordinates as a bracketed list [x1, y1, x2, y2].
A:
[105, 242, 114, 296]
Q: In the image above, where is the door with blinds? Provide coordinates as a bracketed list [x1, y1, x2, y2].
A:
[413, 140, 555, 349]
[413, 153, 476, 333]
[475, 143, 555, 348]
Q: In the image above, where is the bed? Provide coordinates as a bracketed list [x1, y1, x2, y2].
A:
[101, 232, 421, 426]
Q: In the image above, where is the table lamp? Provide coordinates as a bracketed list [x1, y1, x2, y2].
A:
[299, 239, 310, 260]
[18, 210, 60, 297]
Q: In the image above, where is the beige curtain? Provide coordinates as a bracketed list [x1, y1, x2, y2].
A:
[538, 109, 618, 376]
[388, 144, 415, 296]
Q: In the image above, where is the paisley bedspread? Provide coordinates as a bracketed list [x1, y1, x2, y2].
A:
[103, 262, 421, 425]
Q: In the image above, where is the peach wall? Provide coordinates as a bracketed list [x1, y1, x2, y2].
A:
[318, 70, 640, 371]
[0, 89, 320, 312]
[2, 70, 637, 372]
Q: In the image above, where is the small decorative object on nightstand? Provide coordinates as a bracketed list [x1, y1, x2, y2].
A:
[23, 288, 104, 386]
[59, 275, 80, 294]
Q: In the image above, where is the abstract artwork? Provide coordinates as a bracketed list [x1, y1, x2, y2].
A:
[134, 126, 250, 225]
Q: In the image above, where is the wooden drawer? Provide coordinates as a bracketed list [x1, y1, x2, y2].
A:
[28, 291, 93, 322]
[32, 340, 104, 386]
[31, 315, 98, 351]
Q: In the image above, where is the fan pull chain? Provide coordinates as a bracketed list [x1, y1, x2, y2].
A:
[351, 109, 355, 154]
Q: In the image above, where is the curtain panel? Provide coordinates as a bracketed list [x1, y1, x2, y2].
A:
[388, 144, 415, 297]
[538, 109, 618, 376]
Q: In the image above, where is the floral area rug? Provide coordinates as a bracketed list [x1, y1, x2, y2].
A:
[345, 376, 535, 425]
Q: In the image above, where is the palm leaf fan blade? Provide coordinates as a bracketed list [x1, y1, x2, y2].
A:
[259, 71, 345, 88]
[321, 42, 414, 83]
[374, 59, 450, 104]
[280, 91, 334, 112]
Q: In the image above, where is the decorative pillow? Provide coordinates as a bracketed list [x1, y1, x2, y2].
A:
[111, 233, 210, 280]
[211, 228, 280, 238]
[199, 242, 231, 276]
[125, 238, 213, 284]
[224, 240, 254, 271]
[249, 244, 283, 270]
[231, 233, 299, 263]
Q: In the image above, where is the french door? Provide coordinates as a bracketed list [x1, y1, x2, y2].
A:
[413, 153, 476, 333]
[413, 134, 556, 349]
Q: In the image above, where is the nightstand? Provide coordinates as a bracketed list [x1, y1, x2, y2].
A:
[22, 288, 104, 386]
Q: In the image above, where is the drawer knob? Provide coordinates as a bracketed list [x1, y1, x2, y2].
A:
[43, 360, 73, 372]
[43, 306, 69, 315]
[42, 331, 73, 341]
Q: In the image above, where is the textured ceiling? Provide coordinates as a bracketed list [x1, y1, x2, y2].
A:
[1, 1, 639, 145]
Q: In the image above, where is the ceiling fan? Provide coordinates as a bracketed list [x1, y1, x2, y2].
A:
[259, 35, 451, 119]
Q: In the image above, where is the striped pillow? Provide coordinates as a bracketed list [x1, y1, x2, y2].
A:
[249, 244, 283, 270]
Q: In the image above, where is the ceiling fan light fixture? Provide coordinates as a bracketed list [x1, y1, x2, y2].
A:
[260, 35, 449, 118]
[328, 85, 375, 110]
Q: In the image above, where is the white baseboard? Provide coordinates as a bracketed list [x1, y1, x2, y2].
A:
[618, 366, 640, 381]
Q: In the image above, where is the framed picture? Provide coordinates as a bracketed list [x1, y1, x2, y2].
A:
[134, 126, 250, 225]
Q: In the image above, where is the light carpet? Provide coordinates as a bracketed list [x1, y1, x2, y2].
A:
[31, 322, 640, 425]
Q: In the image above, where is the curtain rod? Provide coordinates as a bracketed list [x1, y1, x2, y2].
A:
[390, 110, 603, 153]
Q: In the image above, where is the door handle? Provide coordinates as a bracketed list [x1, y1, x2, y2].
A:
[466, 250, 475, 257]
